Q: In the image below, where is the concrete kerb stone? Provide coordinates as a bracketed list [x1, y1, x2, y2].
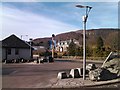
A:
[84, 78, 120, 87]
[76, 68, 83, 76]
[57, 71, 68, 79]
[69, 68, 81, 78]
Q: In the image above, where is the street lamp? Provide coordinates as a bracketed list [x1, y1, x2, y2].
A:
[76, 4, 92, 80]
[21, 35, 28, 40]
[52, 34, 55, 58]
[29, 38, 33, 60]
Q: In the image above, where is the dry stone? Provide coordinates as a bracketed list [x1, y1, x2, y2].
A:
[89, 68, 102, 81]
[102, 58, 120, 77]
[89, 67, 118, 81]
[89, 52, 120, 81]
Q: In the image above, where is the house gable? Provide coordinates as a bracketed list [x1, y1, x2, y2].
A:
[2, 34, 30, 48]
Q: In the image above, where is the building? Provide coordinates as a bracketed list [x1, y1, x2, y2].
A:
[32, 45, 46, 59]
[56, 40, 71, 52]
[56, 39, 81, 53]
[2, 34, 32, 60]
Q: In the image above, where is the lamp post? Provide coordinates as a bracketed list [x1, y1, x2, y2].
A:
[52, 34, 55, 58]
[76, 5, 92, 80]
[29, 38, 33, 59]
[21, 35, 28, 40]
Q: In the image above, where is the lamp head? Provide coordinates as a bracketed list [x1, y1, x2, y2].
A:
[52, 34, 55, 37]
[76, 5, 85, 8]
[29, 38, 33, 41]
[76, 4, 92, 9]
[86, 6, 92, 9]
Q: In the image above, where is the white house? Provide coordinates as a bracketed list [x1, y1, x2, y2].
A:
[2, 34, 32, 60]
[56, 39, 81, 53]
[56, 40, 71, 52]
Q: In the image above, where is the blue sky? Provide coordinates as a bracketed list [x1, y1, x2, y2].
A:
[1, 2, 118, 41]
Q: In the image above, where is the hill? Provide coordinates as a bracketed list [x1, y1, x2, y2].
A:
[32, 28, 119, 49]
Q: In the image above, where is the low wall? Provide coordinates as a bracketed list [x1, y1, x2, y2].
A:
[60, 56, 106, 61]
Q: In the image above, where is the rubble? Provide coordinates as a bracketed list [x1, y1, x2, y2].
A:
[102, 58, 120, 77]
[89, 68, 118, 81]
[56, 52, 120, 81]
[89, 52, 120, 81]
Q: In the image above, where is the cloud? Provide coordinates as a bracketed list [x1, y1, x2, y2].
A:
[1, 0, 119, 2]
[1, 5, 79, 40]
[1, 2, 118, 41]
[1, 0, 37, 2]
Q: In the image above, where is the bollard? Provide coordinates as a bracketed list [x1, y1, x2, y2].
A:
[69, 68, 81, 78]
[57, 71, 67, 79]
[76, 68, 82, 76]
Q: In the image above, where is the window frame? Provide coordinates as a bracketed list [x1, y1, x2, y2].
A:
[7, 48, 11, 55]
[15, 48, 19, 55]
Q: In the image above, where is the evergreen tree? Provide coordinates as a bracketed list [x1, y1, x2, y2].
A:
[95, 36, 104, 57]
[86, 46, 93, 57]
[75, 47, 83, 56]
[96, 36, 104, 50]
[68, 40, 76, 56]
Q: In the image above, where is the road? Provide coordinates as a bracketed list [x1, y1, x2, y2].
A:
[2, 59, 103, 88]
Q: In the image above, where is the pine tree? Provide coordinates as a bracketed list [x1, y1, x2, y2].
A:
[95, 36, 104, 57]
[68, 40, 76, 56]
[96, 36, 104, 50]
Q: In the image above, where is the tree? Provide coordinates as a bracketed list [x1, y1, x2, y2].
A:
[67, 40, 76, 56]
[96, 36, 104, 50]
[86, 46, 93, 57]
[94, 36, 104, 57]
[107, 32, 119, 51]
[75, 47, 83, 56]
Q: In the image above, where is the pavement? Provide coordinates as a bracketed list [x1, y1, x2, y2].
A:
[55, 58, 104, 63]
[48, 77, 120, 88]
[48, 59, 120, 88]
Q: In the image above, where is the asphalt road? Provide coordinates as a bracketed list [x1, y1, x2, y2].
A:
[2, 59, 103, 88]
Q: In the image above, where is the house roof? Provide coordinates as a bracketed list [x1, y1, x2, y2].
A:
[2, 34, 31, 48]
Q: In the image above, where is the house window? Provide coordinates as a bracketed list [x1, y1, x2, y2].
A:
[7, 48, 11, 55]
[15, 49, 19, 55]
[60, 47, 63, 52]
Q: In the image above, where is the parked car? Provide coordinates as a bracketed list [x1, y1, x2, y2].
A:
[38, 56, 54, 63]
[43, 56, 49, 62]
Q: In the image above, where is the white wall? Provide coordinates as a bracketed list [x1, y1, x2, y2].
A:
[2, 48, 6, 60]
[7, 48, 19, 60]
[2, 48, 30, 60]
[0, 47, 2, 62]
[19, 48, 30, 60]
